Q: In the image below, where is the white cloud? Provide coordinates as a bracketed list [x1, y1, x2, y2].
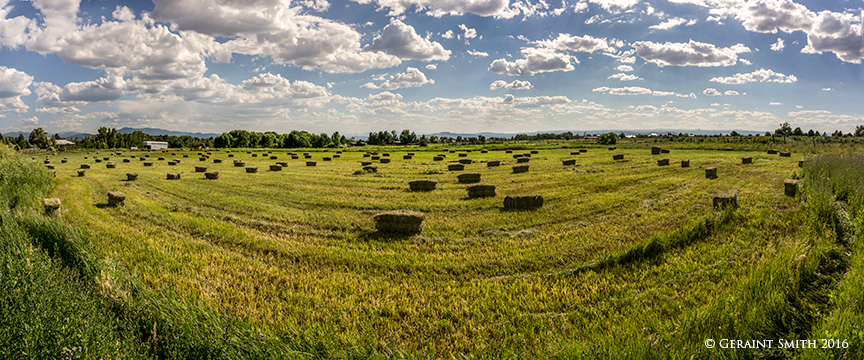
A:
[821, 88, 833, 92]
[769, 102, 783, 105]
[536, 33, 615, 53]
[489, 47, 575, 76]
[441, 30, 454, 39]
[649, 17, 696, 30]
[709, 68, 797, 84]
[20, 115, 38, 126]
[593, 86, 695, 98]
[361, 67, 434, 90]
[349, 0, 520, 19]
[703, 88, 722, 96]
[458, 24, 477, 39]
[468, 49, 489, 57]
[724, 90, 740, 96]
[0, 1, 34, 48]
[770, 38, 785, 51]
[490, 79, 533, 90]
[364, 19, 451, 61]
[634, 40, 751, 67]
[425, 64, 437, 70]
[608, 73, 642, 81]
[616, 65, 633, 72]
[0, 66, 32, 99]
[588, 0, 640, 13]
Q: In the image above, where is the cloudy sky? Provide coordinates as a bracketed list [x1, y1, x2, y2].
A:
[0, 0, 862, 135]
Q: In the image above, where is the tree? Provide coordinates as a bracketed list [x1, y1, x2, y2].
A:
[16, 134, 28, 149]
[730, 131, 739, 136]
[399, 129, 417, 145]
[214, 133, 234, 148]
[29, 128, 49, 148]
[792, 127, 803, 136]
[597, 132, 618, 145]
[855, 125, 864, 137]
[775, 122, 792, 136]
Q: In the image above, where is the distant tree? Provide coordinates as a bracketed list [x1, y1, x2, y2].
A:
[597, 132, 618, 145]
[832, 130, 843, 137]
[775, 122, 792, 136]
[730, 131, 739, 136]
[792, 127, 803, 136]
[16, 134, 28, 149]
[29, 127, 49, 149]
[214, 133, 233, 148]
[330, 131, 342, 147]
[807, 129, 816, 137]
[855, 125, 864, 137]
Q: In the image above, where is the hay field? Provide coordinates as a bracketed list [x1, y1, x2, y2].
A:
[34, 144, 855, 358]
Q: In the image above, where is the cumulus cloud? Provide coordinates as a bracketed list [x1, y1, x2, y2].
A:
[608, 73, 642, 81]
[770, 38, 785, 51]
[821, 88, 833, 91]
[769, 102, 783, 105]
[616, 65, 633, 72]
[361, 67, 434, 90]
[489, 47, 575, 76]
[0, 66, 32, 98]
[633, 40, 751, 67]
[649, 17, 696, 30]
[703, 88, 722, 96]
[724, 90, 740, 96]
[535, 33, 615, 53]
[0, 1, 33, 48]
[588, 0, 640, 13]
[350, 0, 519, 19]
[468, 49, 489, 57]
[593, 86, 696, 98]
[709, 68, 797, 84]
[364, 19, 451, 61]
[425, 64, 437, 70]
[441, 30, 454, 39]
[490, 79, 533, 90]
[458, 24, 477, 39]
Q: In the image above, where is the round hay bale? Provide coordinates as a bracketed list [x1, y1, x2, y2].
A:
[657, 158, 669, 166]
[767, 149, 778, 154]
[409, 179, 437, 191]
[380, 158, 391, 164]
[458, 159, 472, 164]
[143, 162, 153, 167]
[466, 184, 496, 198]
[705, 167, 718, 179]
[306, 161, 317, 167]
[107, 191, 126, 207]
[43, 198, 61, 217]
[126, 173, 138, 181]
[651, 146, 661, 155]
[613, 154, 624, 160]
[742, 157, 753, 164]
[784, 179, 799, 197]
[204, 171, 219, 180]
[269, 165, 282, 171]
[195, 166, 207, 172]
[457, 172, 481, 184]
[512, 164, 529, 173]
[362, 166, 378, 173]
[458, 153, 468, 157]
[245, 167, 258, 173]
[77, 169, 86, 177]
[374, 211, 424, 235]
[562, 159, 576, 166]
[361, 161, 373, 166]
[106, 162, 116, 169]
[516, 157, 530, 163]
[712, 193, 738, 210]
[448, 164, 465, 171]
[681, 159, 690, 168]
[166, 173, 181, 180]
[80, 164, 90, 169]
[487, 160, 500, 167]
[433, 156, 444, 161]
[503, 195, 543, 210]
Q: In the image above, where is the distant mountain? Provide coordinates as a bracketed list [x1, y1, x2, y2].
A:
[117, 127, 222, 138]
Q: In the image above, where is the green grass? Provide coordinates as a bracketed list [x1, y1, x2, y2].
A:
[4, 142, 864, 358]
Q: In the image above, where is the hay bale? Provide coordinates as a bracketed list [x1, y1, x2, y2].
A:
[270, 156, 278, 160]
[373, 210, 424, 235]
[480, 150, 488, 154]
[167, 161, 177, 166]
[333, 155, 340, 158]
[80, 164, 90, 169]
[651, 146, 661, 155]
[458, 159, 472, 164]
[157, 157, 165, 161]
[245, 167, 258, 173]
[103, 157, 110, 161]
[199, 157, 207, 161]
[503, 195, 543, 210]
[107, 191, 126, 207]
[437, 154, 446, 158]
[106, 162, 116, 169]
[409, 179, 437, 191]
[143, 162, 153, 167]
[291, 155, 299, 159]
[122, 159, 130, 163]
[363, 153, 370, 157]
[661, 149, 670, 154]
[228, 154, 235, 157]
[195, 166, 207, 173]
[95, 159, 102, 163]
[513, 164, 529, 173]
[767, 150, 778, 154]
[579, 149, 587, 153]
[433, 156, 444, 161]
[77, 170, 86, 177]
[306, 161, 317, 166]
[369, 152, 378, 155]
[458, 153, 468, 158]
[380, 158, 391, 163]
[505, 150, 513, 154]
[323, 157, 332, 161]
[371, 156, 380, 160]
[361, 161, 372, 166]
[43, 198, 61, 217]
[784, 179, 799, 197]
[613, 154, 624, 160]
[61, 159, 68, 163]
[742, 157, 753, 164]
[523, 153, 531, 157]
[723, 148, 733, 151]
[126, 173, 138, 181]
[45, 165, 55, 170]
[530, 150, 539, 154]
[562, 159, 576, 166]
[269, 165, 282, 171]
[213, 159, 223, 163]
[204, 171, 219, 180]
[183, 154, 189, 158]
[657, 158, 669, 166]
[513, 154, 524, 159]
[383, 153, 390, 157]
[466, 184, 496, 198]
[252, 154, 258, 157]
[516, 157, 530, 163]
[276, 161, 288, 167]
[448, 164, 465, 171]
[457, 172, 481, 184]
[570, 151, 581, 155]
[681, 159, 690, 168]
[166, 173, 181, 180]
[362, 166, 378, 173]
[403, 155, 412, 160]
[487, 160, 500, 167]
[608, 147, 616, 150]
[798, 160, 804, 168]
[44, 160, 51, 164]
[234, 160, 247, 167]
[705, 167, 717, 179]
[712, 193, 738, 210]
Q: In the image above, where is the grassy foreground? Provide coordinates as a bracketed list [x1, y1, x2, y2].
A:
[2, 141, 863, 359]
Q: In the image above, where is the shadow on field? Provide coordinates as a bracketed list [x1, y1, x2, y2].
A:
[94, 203, 111, 209]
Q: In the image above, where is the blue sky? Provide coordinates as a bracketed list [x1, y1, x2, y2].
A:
[0, 0, 862, 135]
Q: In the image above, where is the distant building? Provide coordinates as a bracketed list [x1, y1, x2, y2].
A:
[142, 141, 169, 150]
[53, 139, 75, 146]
